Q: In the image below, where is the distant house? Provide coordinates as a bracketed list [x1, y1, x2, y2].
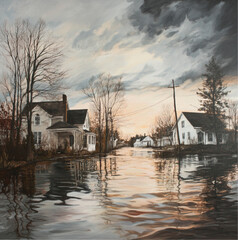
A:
[134, 139, 142, 147]
[22, 95, 96, 152]
[157, 136, 172, 147]
[134, 136, 155, 147]
[173, 112, 227, 145]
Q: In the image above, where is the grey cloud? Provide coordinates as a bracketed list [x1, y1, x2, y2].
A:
[185, 38, 211, 57]
[128, 0, 237, 78]
[72, 29, 96, 49]
[103, 33, 121, 51]
[129, 0, 222, 38]
[166, 30, 178, 38]
[123, 64, 156, 90]
[176, 70, 201, 85]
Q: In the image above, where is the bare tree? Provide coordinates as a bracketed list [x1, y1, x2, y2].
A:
[227, 100, 238, 146]
[82, 77, 103, 154]
[82, 73, 124, 154]
[99, 74, 124, 153]
[0, 21, 25, 150]
[22, 19, 65, 161]
[1, 19, 65, 161]
[152, 105, 174, 146]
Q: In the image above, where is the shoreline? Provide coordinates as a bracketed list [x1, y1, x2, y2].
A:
[1, 144, 236, 171]
[153, 144, 237, 158]
[0, 151, 101, 171]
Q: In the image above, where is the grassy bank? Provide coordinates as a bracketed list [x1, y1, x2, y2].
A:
[0, 149, 99, 170]
[154, 144, 237, 158]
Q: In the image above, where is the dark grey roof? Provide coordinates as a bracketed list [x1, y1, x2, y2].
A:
[47, 121, 77, 129]
[67, 109, 87, 125]
[183, 112, 223, 130]
[22, 101, 66, 116]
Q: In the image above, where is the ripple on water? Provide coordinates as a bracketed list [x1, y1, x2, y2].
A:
[0, 148, 237, 239]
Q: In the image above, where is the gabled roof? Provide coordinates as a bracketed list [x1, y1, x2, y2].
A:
[142, 136, 154, 142]
[22, 101, 65, 116]
[67, 109, 87, 125]
[47, 121, 77, 129]
[182, 112, 223, 130]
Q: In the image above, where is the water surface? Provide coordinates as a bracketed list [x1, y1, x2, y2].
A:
[0, 148, 237, 239]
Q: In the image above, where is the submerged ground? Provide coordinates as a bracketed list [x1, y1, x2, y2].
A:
[0, 147, 237, 239]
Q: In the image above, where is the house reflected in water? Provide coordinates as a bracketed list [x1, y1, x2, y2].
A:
[0, 148, 237, 239]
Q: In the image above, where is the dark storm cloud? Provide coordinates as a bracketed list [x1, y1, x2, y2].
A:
[129, 0, 237, 77]
[129, 0, 217, 38]
[176, 70, 201, 85]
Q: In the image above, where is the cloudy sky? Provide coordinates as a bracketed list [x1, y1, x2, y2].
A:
[0, 0, 237, 138]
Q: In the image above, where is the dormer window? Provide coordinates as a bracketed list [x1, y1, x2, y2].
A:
[181, 121, 185, 128]
[35, 114, 40, 125]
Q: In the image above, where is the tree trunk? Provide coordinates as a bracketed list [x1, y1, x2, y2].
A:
[26, 82, 34, 161]
[98, 105, 102, 155]
[10, 82, 17, 152]
[26, 116, 33, 161]
[104, 111, 108, 154]
[234, 127, 237, 148]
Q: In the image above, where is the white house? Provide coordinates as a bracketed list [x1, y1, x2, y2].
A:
[157, 136, 172, 147]
[134, 136, 155, 147]
[134, 139, 142, 147]
[22, 95, 96, 152]
[173, 112, 227, 145]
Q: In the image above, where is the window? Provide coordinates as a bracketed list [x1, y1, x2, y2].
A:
[218, 133, 222, 143]
[34, 132, 37, 144]
[188, 132, 190, 140]
[35, 114, 40, 125]
[33, 132, 41, 144]
[208, 133, 213, 141]
[83, 135, 87, 147]
[182, 133, 185, 139]
[198, 132, 204, 143]
[181, 121, 185, 128]
[69, 135, 74, 146]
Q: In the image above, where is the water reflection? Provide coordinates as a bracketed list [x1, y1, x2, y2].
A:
[0, 166, 36, 238]
[0, 148, 237, 239]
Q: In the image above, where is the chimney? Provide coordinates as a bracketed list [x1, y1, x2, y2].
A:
[63, 94, 67, 122]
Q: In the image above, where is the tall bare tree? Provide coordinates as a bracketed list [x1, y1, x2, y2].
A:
[22, 19, 65, 161]
[1, 19, 65, 161]
[82, 73, 124, 154]
[83, 77, 103, 154]
[0, 21, 25, 150]
[99, 74, 124, 153]
[227, 100, 238, 146]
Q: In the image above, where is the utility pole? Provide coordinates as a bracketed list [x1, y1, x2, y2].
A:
[169, 79, 181, 153]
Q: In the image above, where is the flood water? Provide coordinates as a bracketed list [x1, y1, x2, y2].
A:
[0, 147, 237, 239]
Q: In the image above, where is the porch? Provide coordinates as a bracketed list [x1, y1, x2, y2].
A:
[83, 131, 96, 152]
[47, 122, 83, 151]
